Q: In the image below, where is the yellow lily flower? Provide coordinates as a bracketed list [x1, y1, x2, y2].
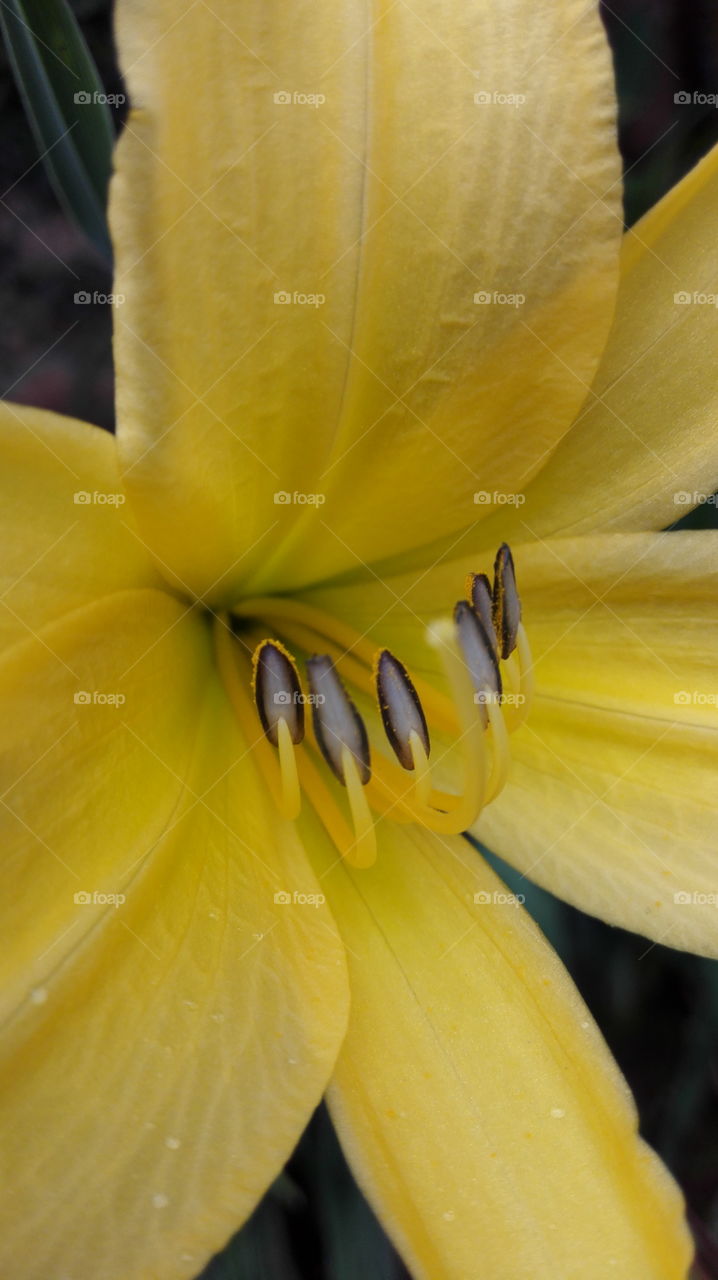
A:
[2, 0, 715, 1276]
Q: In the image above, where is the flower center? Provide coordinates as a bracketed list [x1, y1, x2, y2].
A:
[213, 543, 532, 868]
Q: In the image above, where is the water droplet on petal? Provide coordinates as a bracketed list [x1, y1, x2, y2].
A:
[152, 1194, 169, 1209]
[30, 987, 47, 1005]
[165, 1136, 181, 1150]
[550, 1108, 566, 1119]
[442, 1210, 456, 1222]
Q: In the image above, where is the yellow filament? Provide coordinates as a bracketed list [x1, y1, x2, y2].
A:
[517, 623, 534, 706]
[364, 755, 424, 823]
[276, 716, 301, 820]
[296, 751, 360, 860]
[216, 617, 300, 821]
[409, 730, 432, 806]
[341, 748, 377, 869]
[362, 621, 487, 835]
[502, 650, 520, 693]
[484, 696, 510, 803]
[503, 622, 533, 731]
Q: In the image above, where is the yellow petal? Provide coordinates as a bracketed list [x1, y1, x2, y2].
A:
[310, 818, 691, 1279]
[482, 141, 718, 545]
[0, 590, 348, 1278]
[0, 400, 164, 650]
[300, 528, 718, 954]
[112, 0, 621, 600]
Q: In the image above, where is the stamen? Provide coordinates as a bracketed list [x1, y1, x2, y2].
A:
[214, 619, 298, 819]
[408, 730, 432, 807]
[250, 638, 305, 819]
[466, 572, 499, 657]
[483, 695, 511, 803]
[509, 621, 534, 730]
[492, 543, 521, 660]
[342, 748, 377, 868]
[306, 655, 371, 786]
[252, 639, 305, 746]
[375, 649, 430, 771]
[221, 545, 529, 863]
[418, 618, 487, 832]
[276, 717, 301, 819]
[295, 749, 368, 864]
[453, 600, 502, 728]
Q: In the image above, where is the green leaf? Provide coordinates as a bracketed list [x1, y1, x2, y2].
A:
[0, 0, 115, 257]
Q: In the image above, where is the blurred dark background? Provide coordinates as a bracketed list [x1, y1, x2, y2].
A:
[1, 2, 718, 1277]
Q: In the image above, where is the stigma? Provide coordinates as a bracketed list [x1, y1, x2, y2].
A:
[215, 544, 532, 869]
